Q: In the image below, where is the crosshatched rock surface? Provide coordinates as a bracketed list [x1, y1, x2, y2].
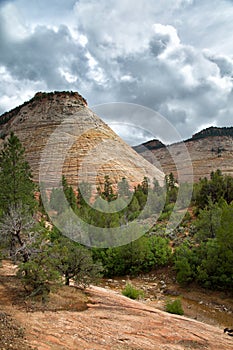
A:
[0, 91, 164, 189]
[134, 129, 233, 182]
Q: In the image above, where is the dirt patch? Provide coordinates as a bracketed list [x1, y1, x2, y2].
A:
[15, 286, 89, 313]
[0, 312, 33, 350]
[0, 264, 88, 313]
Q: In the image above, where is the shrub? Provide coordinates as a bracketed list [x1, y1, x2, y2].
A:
[165, 298, 184, 315]
[122, 283, 144, 300]
[158, 211, 171, 221]
[17, 252, 62, 302]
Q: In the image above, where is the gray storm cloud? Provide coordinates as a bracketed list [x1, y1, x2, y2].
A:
[0, 0, 233, 143]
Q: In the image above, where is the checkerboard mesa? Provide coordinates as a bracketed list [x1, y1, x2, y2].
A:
[0, 91, 164, 191]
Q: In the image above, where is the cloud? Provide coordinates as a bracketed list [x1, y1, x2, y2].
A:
[0, 2, 92, 108]
[0, 65, 46, 115]
[107, 122, 154, 146]
[0, 0, 233, 144]
[88, 21, 233, 141]
[0, 2, 29, 40]
[204, 50, 233, 78]
[72, 0, 233, 141]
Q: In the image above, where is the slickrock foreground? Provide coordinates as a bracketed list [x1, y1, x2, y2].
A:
[12, 286, 233, 350]
[0, 261, 233, 349]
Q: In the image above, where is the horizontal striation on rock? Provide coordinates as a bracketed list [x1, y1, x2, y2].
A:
[0, 91, 164, 190]
[135, 135, 233, 182]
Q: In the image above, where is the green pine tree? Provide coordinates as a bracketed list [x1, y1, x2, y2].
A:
[118, 177, 130, 197]
[62, 175, 77, 211]
[101, 175, 117, 202]
[0, 132, 36, 214]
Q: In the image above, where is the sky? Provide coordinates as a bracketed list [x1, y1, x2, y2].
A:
[0, 0, 233, 145]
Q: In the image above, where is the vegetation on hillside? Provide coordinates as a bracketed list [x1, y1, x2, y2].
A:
[0, 133, 102, 300]
[191, 126, 233, 140]
[0, 133, 233, 300]
[165, 298, 184, 315]
[122, 283, 144, 300]
[175, 170, 233, 291]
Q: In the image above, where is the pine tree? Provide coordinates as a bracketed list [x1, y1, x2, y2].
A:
[141, 176, 149, 195]
[62, 175, 77, 211]
[101, 175, 117, 202]
[118, 177, 130, 197]
[0, 133, 36, 262]
[0, 132, 36, 214]
[77, 181, 92, 207]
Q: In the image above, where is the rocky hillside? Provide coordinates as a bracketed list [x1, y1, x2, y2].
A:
[134, 127, 233, 182]
[0, 91, 163, 189]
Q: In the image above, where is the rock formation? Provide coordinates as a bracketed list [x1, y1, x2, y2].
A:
[0, 91, 164, 190]
[1, 260, 232, 350]
[134, 127, 233, 182]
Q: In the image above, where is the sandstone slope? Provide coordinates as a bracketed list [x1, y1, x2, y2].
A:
[0, 91, 163, 189]
[1, 282, 233, 349]
[134, 128, 233, 182]
[0, 260, 232, 350]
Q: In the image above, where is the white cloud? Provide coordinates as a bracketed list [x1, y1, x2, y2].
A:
[108, 122, 154, 146]
[85, 52, 107, 85]
[0, 64, 46, 114]
[180, 65, 197, 87]
[120, 75, 135, 82]
[152, 23, 180, 57]
[73, 0, 159, 58]
[0, 2, 29, 40]
[208, 75, 232, 92]
[59, 68, 78, 83]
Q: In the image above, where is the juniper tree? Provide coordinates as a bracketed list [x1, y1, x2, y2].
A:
[51, 235, 103, 287]
[100, 175, 117, 202]
[50, 176, 77, 214]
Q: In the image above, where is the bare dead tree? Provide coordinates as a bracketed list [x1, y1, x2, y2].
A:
[0, 203, 36, 263]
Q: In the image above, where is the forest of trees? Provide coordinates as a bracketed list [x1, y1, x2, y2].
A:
[175, 170, 233, 290]
[0, 132, 233, 301]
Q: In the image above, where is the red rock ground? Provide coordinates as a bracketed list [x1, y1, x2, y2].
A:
[0, 260, 233, 350]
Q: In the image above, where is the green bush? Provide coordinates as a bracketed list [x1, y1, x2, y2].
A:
[122, 283, 144, 300]
[17, 253, 62, 301]
[165, 298, 184, 315]
[158, 211, 171, 221]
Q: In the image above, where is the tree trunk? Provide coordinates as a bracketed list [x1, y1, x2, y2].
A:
[65, 272, 70, 286]
[16, 230, 29, 263]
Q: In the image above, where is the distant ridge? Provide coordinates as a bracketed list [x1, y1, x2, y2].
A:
[191, 126, 233, 140]
[134, 126, 233, 182]
[134, 126, 233, 153]
[133, 139, 165, 154]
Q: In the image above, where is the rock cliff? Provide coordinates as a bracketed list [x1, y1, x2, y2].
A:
[134, 127, 233, 182]
[0, 91, 163, 189]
